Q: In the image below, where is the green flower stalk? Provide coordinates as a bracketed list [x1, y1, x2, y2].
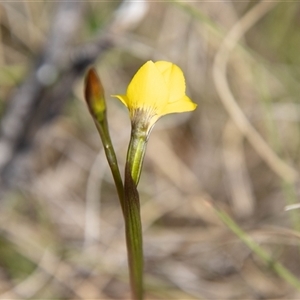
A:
[124, 162, 144, 299]
[84, 68, 125, 215]
[126, 124, 148, 185]
[85, 61, 197, 300]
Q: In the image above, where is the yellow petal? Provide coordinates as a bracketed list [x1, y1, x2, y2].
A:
[161, 95, 197, 115]
[154, 61, 172, 75]
[112, 94, 129, 107]
[112, 60, 196, 132]
[126, 61, 169, 110]
[155, 61, 186, 102]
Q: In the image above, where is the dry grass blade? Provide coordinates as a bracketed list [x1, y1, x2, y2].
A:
[213, 0, 298, 183]
[222, 120, 255, 218]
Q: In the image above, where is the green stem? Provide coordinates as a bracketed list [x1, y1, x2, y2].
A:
[126, 127, 148, 185]
[124, 163, 144, 300]
[94, 118, 125, 215]
[96, 115, 146, 299]
[85, 68, 143, 298]
[123, 126, 148, 300]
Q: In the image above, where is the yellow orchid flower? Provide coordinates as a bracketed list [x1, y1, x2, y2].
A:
[85, 62, 196, 299]
[113, 60, 197, 132]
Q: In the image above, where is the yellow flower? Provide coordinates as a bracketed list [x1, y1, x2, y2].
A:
[113, 60, 197, 132]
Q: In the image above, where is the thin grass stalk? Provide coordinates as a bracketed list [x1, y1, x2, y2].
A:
[212, 203, 300, 290]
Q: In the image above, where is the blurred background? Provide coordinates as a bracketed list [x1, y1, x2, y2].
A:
[0, 0, 300, 299]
